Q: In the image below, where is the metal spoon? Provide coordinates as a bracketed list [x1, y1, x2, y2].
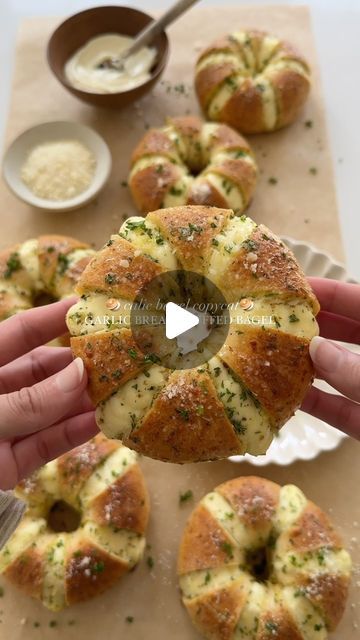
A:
[97, 0, 200, 72]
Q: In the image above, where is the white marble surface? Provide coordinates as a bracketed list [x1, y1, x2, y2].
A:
[0, 0, 359, 278]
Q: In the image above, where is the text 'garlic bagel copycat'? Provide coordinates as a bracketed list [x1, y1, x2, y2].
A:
[67, 205, 319, 464]
[178, 477, 352, 640]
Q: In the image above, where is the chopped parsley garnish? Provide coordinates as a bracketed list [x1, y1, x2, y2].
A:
[220, 541, 234, 559]
[4, 252, 22, 279]
[288, 313, 299, 323]
[179, 490, 194, 504]
[92, 561, 105, 573]
[268, 177, 278, 185]
[309, 167, 318, 175]
[128, 348, 138, 359]
[125, 616, 134, 624]
[147, 556, 154, 569]
[169, 185, 184, 196]
[242, 239, 258, 252]
[105, 273, 118, 285]
[143, 353, 161, 364]
[58, 253, 69, 275]
[176, 407, 190, 421]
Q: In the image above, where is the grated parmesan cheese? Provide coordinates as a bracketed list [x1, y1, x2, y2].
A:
[21, 139, 96, 201]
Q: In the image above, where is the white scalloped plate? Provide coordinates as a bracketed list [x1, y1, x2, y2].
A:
[230, 237, 358, 467]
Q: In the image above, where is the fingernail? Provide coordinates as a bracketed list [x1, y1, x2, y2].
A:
[309, 336, 342, 373]
[56, 358, 85, 393]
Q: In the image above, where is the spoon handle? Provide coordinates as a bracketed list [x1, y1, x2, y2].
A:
[123, 0, 200, 59]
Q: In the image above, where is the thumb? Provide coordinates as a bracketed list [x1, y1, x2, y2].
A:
[309, 336, 360, 402]
[0, 358, 87, 439]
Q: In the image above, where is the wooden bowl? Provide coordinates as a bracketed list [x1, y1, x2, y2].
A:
[47, 6, 170, 109]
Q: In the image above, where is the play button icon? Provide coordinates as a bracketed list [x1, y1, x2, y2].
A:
[165, 302, 199, 340]
[130, 269, 230, 370]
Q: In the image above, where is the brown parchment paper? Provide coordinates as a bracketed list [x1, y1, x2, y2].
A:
[0, 5, 359, 640]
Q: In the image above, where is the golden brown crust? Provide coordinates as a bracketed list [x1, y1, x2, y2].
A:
[217, 476, 280, 531]
[222, 224, 320, 312]
[186, 581, 249, 640]
[129, 162, 181, 213]
[89, 464, 150, 534]
[131, 128, 176, 164]
[169, 115, 202, 137]
[220, 325, 314, 428]
[300, 573, 350, 631]
[207, 157, 257, 206]
[195, 30, 311, 133]
[284, 501, 342, 552]
[148, 205, 232, 272]
[37, 234, 89, 291]
[196, 62, 238, 110]
[178, 503, 238, 575]
[126, 369, 242, 463]
[71, 328, 147, 405]
[258, 609, 304, 640]
[187, 180, 229, 208]
[57, 433, 119, 500]
[75, 235, 164, 300]
[65, 542, 128, 605]
[270, 68, 310, 129]
[4, 547, 44, 599]
[221, 79, 267, 135]
[208, 123, 252, 154]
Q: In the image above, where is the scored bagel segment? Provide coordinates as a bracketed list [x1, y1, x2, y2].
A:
[195, 30, 311, 133]
[124, 368, 243, 463]
[178, 477, 352, 640]
[129, 115, 258, 215]
[0, 434, 150, 611]
[220, 325, 314, 430]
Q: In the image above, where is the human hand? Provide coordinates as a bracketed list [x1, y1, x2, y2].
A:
[0, 299, 98, 490]
[302, 278, 360, 439]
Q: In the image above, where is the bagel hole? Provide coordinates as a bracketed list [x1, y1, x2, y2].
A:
[245, 547, 271, 582]
[33, 292, 57, 307]
[47, 500, 81, 533]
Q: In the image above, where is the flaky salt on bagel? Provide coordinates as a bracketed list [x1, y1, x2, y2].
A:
[195, 30, 311, 133]
[178, 476, 352, 640]
[0, 234, 96, 320]
[66, 205, 319, 464]
[0, 434, 149, 611]
[129, 115, 257, 214]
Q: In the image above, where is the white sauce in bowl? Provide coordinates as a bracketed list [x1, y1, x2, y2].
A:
[65, 33, 157, 94]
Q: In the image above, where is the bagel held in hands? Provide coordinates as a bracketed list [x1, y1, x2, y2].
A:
[66, 206, 319, 463]
[195, 30, 311, 134]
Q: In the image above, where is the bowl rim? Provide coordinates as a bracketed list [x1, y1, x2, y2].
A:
[2, 120, 112, 212]
[46, 5, 170, 99]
